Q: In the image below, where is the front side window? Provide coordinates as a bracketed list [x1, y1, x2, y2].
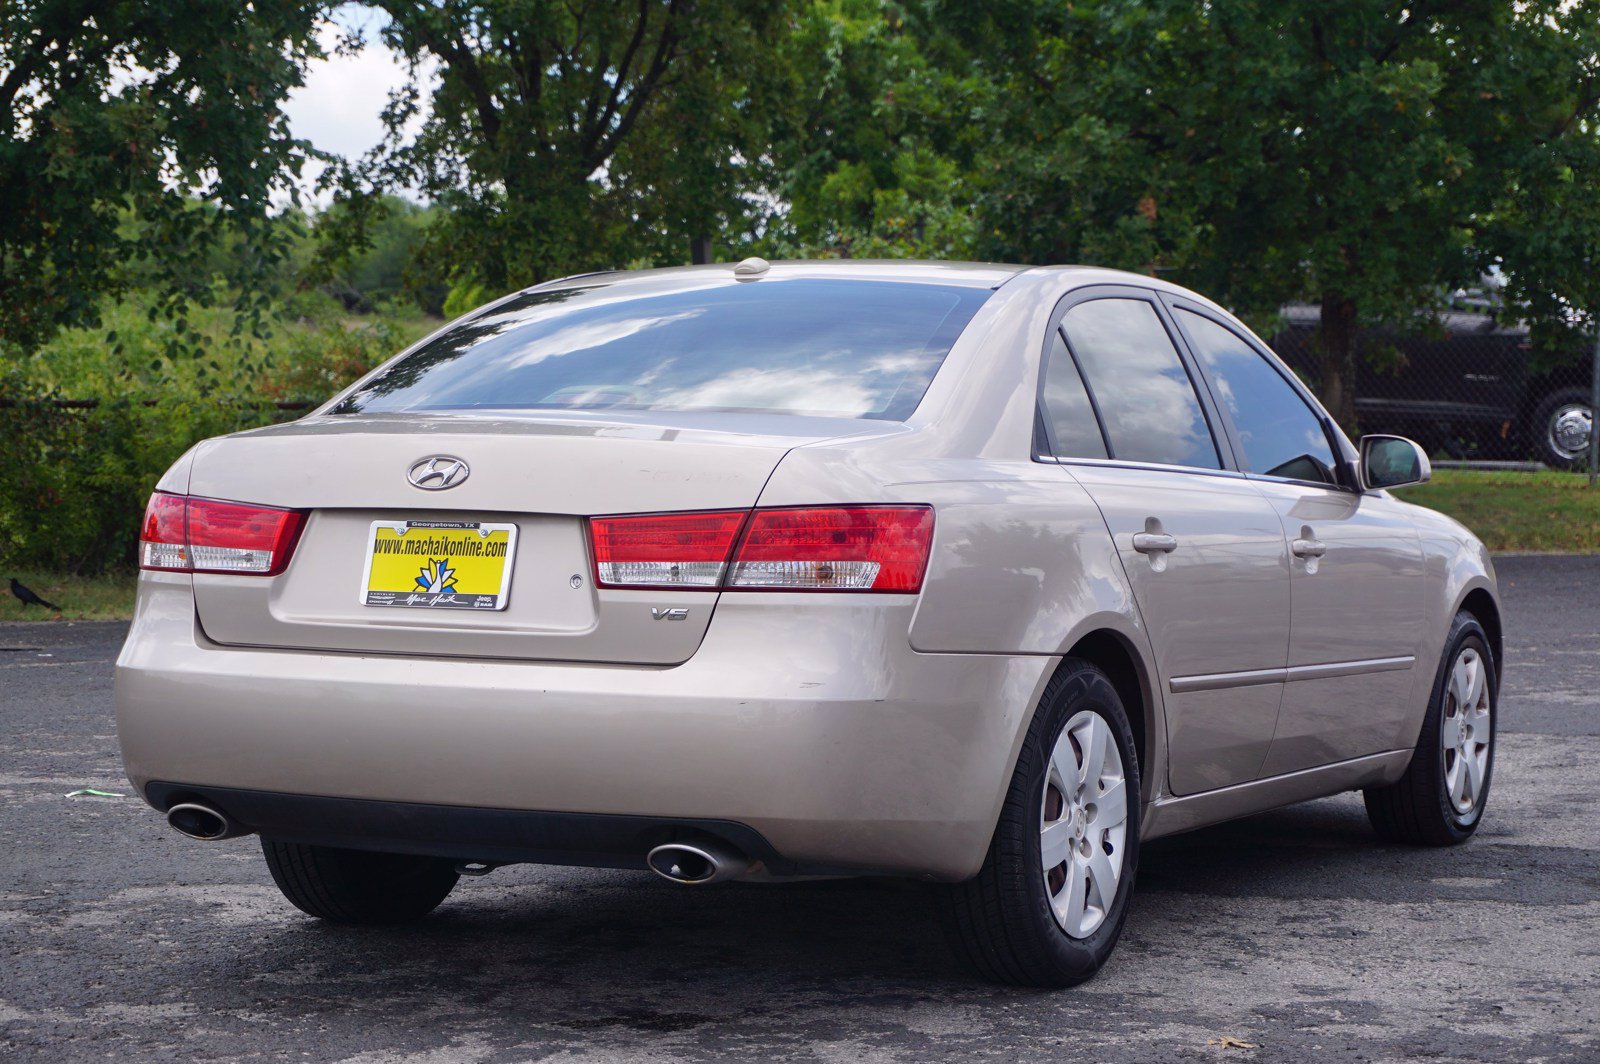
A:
[1178, 310, 1339, 485]
[332, 278, 992, 421]
[1060, 298, 1221, 469]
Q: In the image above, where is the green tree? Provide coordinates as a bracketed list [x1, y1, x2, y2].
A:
[967, 0, 1600, 427]
[759, 0, 985, 260]
[309, 195, 442, 312]
[363, 0, 790, 291]
[0, 0, 328, 358]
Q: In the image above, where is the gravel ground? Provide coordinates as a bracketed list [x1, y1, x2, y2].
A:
[1, 555, 1597, 1063]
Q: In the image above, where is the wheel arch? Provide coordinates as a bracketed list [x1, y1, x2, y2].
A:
[1054, 627, 1159, 802]
[1458, 586, 1503, 691]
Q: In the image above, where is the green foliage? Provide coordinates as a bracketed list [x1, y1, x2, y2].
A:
[256, 310, 426, 401]
[308, 195, 448, 313]
[951, 0, 1600, 426]
[0, 370, 284, 574]
[1, 291, 433, 575]
[441, 281, 492, 321]
[18, 288, 430, 402]
[0, 0, 328, 357]
[356, 0, 791, 288]
[759, 1, 986, 259]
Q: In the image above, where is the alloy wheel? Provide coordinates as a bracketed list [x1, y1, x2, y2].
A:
[1441, 646, 1492, 817]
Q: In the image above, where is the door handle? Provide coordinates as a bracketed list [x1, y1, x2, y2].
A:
[1132, 532, 1179, 555]
[1291, 537, 1327, 559]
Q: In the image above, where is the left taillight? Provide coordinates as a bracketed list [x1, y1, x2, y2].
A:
[139, 492, 307, 576]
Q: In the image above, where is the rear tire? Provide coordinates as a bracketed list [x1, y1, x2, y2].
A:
[261, 839, 459, 924]
[1364, 612, 1496, 846]
[939, 660, 1141, 987]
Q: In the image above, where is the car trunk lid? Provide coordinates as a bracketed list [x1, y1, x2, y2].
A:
[186, 412, 890, 664]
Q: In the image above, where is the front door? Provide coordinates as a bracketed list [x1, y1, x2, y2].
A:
[1170, 304, 1427, 776]
[1250, 484, 1427, 774]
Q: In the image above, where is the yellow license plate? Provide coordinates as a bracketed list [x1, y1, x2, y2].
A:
[360, 520, 518, 610]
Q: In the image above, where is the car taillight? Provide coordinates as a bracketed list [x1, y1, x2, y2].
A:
[139, 492, 189, 571]
[139, 492, 307, 576]
[587, 505, 934, 593]
[728, 506, 934, 592]
[589, 510, 747, 589]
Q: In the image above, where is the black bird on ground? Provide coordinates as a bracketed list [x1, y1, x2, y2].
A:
[10, 578, 59, 611]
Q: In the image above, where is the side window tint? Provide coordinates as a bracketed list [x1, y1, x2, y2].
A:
[1178, 310, 1339, 485]
[1040, 332, 1108, 459]
[1060, 299, 1221, 469]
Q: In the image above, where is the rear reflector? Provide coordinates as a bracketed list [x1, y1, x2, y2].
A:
[139, 492, 307, 576]
[589, 510, 747, 589]
[588, 505, 934, 593]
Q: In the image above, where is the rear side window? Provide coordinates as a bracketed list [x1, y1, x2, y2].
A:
[1178, 310, 1339, 485]
[1060, 299, 1221, 469]
[332, 278, 993, 421]
[1039, 332, 1108, 458]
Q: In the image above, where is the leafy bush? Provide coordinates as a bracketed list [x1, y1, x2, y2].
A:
[441, 281, 492, 320]
[256, 313, 416, 402]
[0, 374, 289, 574]
[1, 291, 436, 575]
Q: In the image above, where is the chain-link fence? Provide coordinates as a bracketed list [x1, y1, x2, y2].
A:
[1268, 304, 1598, 477]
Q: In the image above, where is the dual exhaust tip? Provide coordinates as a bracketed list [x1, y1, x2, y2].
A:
[166, 802, 250, 842]
[167, 801, 751, 884]
[646, 838, 752, 885]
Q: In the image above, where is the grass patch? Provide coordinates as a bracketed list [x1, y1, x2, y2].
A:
[1396, 469, 1600, 552]
[0, 571, 138, 622]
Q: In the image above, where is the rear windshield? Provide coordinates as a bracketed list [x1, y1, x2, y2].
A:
[330, 277, 993, 421]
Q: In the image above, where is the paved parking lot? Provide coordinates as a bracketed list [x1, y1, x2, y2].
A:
[2, 555, 1597, 1063]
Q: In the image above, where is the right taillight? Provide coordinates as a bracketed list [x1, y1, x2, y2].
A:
[587, 505, 934, 593]
[139, 492, 306, 576]
[727, 506, 934, 592]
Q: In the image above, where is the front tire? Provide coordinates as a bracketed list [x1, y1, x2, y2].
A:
[261, 839, 459, 924]
[1364, 612, 1496, 846]
[940, 660, 1141, 987]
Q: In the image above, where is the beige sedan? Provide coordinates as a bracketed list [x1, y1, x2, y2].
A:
[117, 260, 1500, 986]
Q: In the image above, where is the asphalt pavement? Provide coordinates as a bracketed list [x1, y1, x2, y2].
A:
[1, 555, 1597, 1062]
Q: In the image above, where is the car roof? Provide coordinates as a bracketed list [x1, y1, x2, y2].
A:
[533, 259, 1031, 293]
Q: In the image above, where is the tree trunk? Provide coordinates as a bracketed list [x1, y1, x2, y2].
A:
[690, 235, 712, 264]
[1318, 293, 1359, 432]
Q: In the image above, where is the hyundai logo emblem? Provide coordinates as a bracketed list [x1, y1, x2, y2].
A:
[407, 456, 470, 490]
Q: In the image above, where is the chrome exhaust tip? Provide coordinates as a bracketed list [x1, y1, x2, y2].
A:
[166, 802, 248, 842]
[646, 839, 751, 885]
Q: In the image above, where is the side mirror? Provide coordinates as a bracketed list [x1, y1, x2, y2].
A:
[1360, 435, 1431, 491]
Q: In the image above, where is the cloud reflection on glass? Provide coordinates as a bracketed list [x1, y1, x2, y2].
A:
[334, 278, 992, 421]
[1061, 299, 1220, 469]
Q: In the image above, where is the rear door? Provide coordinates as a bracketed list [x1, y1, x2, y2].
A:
[1169, 302, 1426, 774]
[1039, 290, 1291, 795]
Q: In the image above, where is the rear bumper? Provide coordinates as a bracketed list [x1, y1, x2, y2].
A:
[117, 573, 1053, 880]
